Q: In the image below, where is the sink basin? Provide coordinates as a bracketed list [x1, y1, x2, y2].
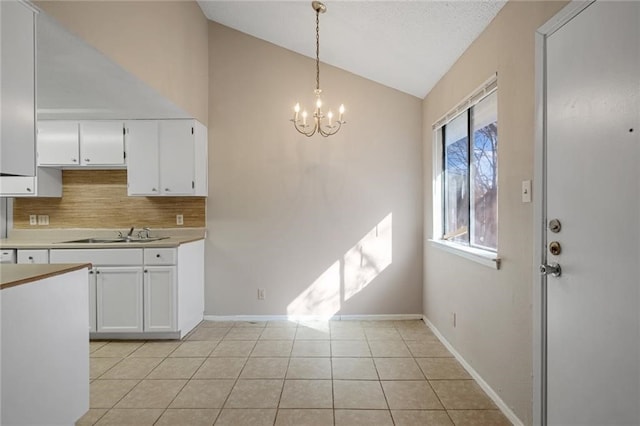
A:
[58, 237, 169, 244]
[60, 238, 127, 244]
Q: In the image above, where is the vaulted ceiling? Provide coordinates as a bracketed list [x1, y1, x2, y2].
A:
[198, 1, 507, 99]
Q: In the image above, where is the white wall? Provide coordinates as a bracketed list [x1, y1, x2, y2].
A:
[207, 22, 423, 317]
[422, 2, 567, 425]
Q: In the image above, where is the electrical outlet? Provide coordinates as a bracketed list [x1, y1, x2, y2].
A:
[176, 214, 184, 225]
[37, 215, 49, 225]
[258, 288, 266, 300]
[29, 215, 37, 226]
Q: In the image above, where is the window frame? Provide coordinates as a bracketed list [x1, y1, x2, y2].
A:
[430, 75, 500, 269]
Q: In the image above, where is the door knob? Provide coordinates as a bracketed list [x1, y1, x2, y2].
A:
[540, 263, 562, 277]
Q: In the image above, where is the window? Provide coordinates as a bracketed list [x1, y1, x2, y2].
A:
[434, 83, 498, 253]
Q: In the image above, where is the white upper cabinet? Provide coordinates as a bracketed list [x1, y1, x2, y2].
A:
[0, 167, 62, 197]
[126, 119, 207, 196]
[37, 121, 79, 165]
[126, 120, 160, 195]
[0, 1, 36, 177]
[80, 121, 125, 166]
[159, 120, 196, 195]
[37, 120, 125, 168]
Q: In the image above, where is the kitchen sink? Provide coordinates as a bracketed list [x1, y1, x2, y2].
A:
[58, 237, 169, 244]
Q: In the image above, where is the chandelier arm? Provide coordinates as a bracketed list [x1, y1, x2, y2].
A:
[292, 119, 318, 137]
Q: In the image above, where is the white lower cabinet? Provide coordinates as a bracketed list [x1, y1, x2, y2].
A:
[48, 241, 204, 339]
[95, 266, 143, 333]
[144, 266, 176, 332]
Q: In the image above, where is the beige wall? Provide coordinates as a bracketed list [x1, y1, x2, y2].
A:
[207, 22, 423, 316]
[422, 1, 567, 424]
[36, 1, 209, 124]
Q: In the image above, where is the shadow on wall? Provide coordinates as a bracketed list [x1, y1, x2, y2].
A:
[287, 213, 392, 319]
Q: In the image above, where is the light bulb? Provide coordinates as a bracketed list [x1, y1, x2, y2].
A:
[339, 104, 345, 121]
[302, 110, 308, 125]
[327, 110, 333, 126]
[316, 98, 322, 109]
[294, 103, 300, 113]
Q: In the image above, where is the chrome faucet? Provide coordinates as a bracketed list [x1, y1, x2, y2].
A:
[117, 227, 135, 239]
[137, 227, 152, 239]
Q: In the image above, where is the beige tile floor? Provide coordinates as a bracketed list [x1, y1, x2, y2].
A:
[78, 320, 511, 426]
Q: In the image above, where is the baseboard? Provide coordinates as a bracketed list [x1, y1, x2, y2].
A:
[423, 315, 524, 426]
[203, 314, 424, 322]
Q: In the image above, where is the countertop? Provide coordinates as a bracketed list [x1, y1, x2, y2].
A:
[0, 263, 92, 290]
[0, 228, 206, 250]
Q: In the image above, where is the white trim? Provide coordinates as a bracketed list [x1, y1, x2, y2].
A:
[423, 316, 524, 426]
[203, 314, 424, 323]
[429, 239, 500, 269]
[533, 3, 594, 425]
[433, 73, 498, 130]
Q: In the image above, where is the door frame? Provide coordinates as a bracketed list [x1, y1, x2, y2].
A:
[532, 1, 595, 424]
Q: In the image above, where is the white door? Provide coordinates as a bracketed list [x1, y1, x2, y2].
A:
[544, 2, 640, 424]
[126, 120, 160, 195]
[144, 266, 177, 332]
[159, 120, 195, 195]
[80, 121, 125, 166]
[96, 266, 143, 332]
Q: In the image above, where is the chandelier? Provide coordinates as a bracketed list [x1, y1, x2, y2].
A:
[291, 1, 345, 137]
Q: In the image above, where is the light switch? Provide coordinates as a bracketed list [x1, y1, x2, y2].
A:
[522, 180, 532, 203]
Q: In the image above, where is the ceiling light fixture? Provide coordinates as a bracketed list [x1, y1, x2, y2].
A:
[291, 1, 345, 137]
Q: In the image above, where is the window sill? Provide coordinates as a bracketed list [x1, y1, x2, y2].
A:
[428, 239, 501, 270]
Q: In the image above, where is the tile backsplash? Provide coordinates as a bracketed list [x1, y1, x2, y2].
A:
[14, 170, 205, 228]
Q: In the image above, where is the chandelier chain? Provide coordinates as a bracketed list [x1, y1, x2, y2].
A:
[315, 9, 320, 91]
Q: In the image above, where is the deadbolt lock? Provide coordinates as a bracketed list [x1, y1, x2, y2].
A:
[549, 241, 562, 256]
[549, 219, 561, 233]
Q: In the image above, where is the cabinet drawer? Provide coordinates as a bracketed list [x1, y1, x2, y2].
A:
[50, 248, 143, 265]
[17, 249, 49, 264]
[144, 248, 176, 265]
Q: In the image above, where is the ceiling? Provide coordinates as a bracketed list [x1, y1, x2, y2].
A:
[197, 1, 507, 99]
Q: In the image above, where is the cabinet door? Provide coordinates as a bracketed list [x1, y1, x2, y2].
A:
[80, 121, 125, 166]
[0, 176, 37, 196]
[0, 1, 35, 176]
[144, 266, 177, 332]
[159, 120, 195, 195]
[89, 269, 97, 333]
[96, 266, 143, 333]
[125, 121, 160, 195]
[37, 121, 79, 166]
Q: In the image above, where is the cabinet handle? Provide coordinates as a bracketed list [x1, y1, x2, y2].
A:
[89, 270, 94, 275]
[152, 188, 157, 192]
[156, 254, 161, 258]
[84, 158, 91, 162]
[96, 270, 100, 274]
[26, 188, 32, 192]
[164, 188, 170, 192]
[144, 270, 148, 273]
[28, 256, 33, 260]
[72, 158, 77, 162]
